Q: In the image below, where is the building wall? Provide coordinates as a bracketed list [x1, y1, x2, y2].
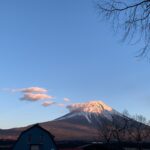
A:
[13, 126, 57, 150]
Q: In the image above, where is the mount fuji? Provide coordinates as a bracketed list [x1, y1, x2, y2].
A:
[0, 101, 131, 141]
[58, 101, 115, 120]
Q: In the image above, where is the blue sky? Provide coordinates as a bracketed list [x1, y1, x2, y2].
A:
[0, 0, 150, 129]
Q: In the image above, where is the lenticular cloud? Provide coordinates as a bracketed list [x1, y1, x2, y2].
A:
[19, 87, 53, 102]
[20, 87, 47, 93]
[20, 93, 54, 101]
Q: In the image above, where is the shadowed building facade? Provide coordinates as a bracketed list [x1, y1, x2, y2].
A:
[13, 124, 57, 150]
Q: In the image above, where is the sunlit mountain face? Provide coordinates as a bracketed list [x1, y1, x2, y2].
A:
[0, 101, 149, 142]
[56, 101, 117, 123]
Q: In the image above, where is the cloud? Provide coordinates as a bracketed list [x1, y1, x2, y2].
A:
[20, 87, 48, 93]
[1, 88, 19, 93]
[21, 87, 47, 93]
[67, 103, 84, 112]
[3, 87, 48, 93]
[42, 101, 55, 107]
[63, 97, 71, 102]
[20, 93, 54, 101]
[57, 103, 65, 107]
[66, 100, 112, 113]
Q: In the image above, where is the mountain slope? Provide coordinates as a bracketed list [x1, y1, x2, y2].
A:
[0, 101, 140, 141]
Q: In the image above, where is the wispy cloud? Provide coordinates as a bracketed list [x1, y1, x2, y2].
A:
[63, 97, 71, 102]
[2, 87, 48, 93]
[20, 93, 54, 101]
[57, 103, 65, 107]
[42, 101, 56, 107]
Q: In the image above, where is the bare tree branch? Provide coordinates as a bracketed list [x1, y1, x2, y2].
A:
[96, 0, 150, 58]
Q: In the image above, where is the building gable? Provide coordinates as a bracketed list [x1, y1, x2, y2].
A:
[13, 124, 57, 150]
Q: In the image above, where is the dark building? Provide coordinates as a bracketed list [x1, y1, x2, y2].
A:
[13, 124, 57, 150]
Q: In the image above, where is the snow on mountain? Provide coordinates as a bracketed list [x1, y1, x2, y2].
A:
[57, 101, 118, 123]
[0, 100, 138, 141]
[67, 101, 113, 113]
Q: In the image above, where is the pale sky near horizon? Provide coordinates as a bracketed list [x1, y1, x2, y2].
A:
[0, 0, 150, 129]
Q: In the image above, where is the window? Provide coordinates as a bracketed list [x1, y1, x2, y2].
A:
[30, 145, 40, 150]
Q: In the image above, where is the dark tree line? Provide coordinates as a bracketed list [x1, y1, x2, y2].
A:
[98, 110, 150, 150]
[96, 0, 150, 58]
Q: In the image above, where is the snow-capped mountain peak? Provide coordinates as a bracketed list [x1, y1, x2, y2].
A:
[67, 100, 113, 114]
[57, 101, 116, 123]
